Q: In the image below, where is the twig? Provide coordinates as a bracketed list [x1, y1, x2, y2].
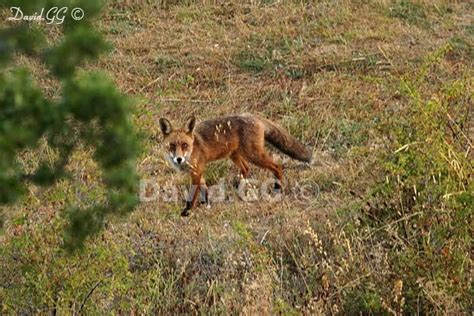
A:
[365, 211, 423, 239]
[446, 112, 473, 149]
[394, 142, 421, 154]
[140, 77, 161, 92]
[377, 45, 395, 70]
[327, 272, 372, 299]
[158, 98, 213, 103]
[260, 230, 270, 244]
[321, 129, 332, 148]
[79, 280, 102, 313]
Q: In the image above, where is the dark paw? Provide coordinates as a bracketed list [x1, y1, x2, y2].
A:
[274, 181, 282, 193]
[232, 178, 240, 189]
[200, 192, 209, 205]
[181, 202, 191, 217]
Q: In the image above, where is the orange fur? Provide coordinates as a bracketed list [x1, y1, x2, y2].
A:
[159, 114, 312, 216]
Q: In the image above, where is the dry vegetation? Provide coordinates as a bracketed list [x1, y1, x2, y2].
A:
[1, 0, 473, 314]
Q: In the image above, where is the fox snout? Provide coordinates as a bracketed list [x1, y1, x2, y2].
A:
[167, 152, 188, 169]
[167, 147, 191, 168]
[173, 156, 185, 165]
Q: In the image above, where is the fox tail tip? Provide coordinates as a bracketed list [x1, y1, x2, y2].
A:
[305, 148, 315, 165]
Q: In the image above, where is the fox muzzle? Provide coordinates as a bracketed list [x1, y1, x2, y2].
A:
[172, 156, 185, 165]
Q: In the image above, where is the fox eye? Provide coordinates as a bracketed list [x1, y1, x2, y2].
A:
[169, 143, 176, 151]
[182, 143, 188, 149]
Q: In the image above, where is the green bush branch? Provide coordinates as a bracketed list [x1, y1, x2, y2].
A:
[0, 0, 140, 250]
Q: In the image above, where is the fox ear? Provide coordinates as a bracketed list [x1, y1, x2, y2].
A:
[159, 118, 172, 135]
[185, 116, 196, 134]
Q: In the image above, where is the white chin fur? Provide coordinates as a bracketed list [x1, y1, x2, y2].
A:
[165, 154, 186, 172]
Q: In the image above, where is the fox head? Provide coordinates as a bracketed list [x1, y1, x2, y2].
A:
[159, 117, 196, 168]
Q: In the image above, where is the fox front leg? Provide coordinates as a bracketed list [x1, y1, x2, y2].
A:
[199, 177, 210, 207]
[181, 173, 203, 217]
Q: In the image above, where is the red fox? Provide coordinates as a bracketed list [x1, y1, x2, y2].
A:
[159, 114, 312, 216]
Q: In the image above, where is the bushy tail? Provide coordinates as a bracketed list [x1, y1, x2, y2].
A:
[261, 117, 312, 162]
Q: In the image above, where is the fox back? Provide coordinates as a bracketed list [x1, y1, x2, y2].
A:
[160, 114, 311, 170]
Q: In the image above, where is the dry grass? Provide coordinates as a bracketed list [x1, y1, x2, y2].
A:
[1, 0, 473, 314]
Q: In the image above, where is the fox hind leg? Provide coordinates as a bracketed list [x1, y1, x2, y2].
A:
[231, 153, 249, 178]
[248, 152, 283, 193]
[231, 153, 250, 189]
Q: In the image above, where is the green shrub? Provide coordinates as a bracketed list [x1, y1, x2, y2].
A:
[356, 44, 472, 313]
[0, 0, 140, 250]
